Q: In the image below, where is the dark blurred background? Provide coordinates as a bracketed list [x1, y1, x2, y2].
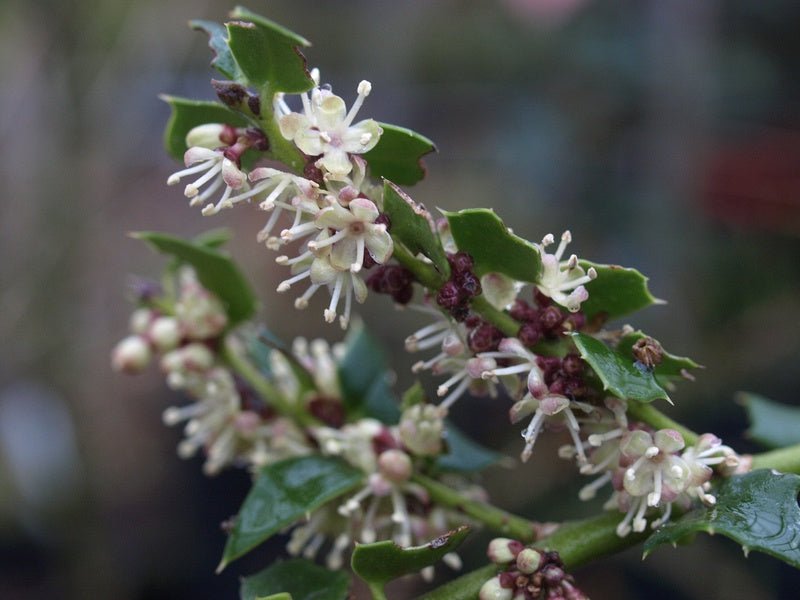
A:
[2, 0, 800, 598]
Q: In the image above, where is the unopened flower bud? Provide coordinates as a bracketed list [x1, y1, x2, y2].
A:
[148, 316, 181, 352]
[487, 537, 523, 564]
[479, 576, 513, 600]
[129, 308, 154, 334]
[185, 123, 226, 149]
[398, 404, 443, 456]
[160, 343, 214, 374]
[516, 548, 544, 574]
[112, 335, 152, 373]
[377, 449, 412, 483]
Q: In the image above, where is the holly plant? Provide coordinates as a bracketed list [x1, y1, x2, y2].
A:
[112, 7, 800, 600]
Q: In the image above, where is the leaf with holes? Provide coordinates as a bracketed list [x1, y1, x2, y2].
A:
[570, 333, 669, 403]
[351, 527, 470, 595]
[644, 469, 800, 569]
[219, 456, 363, 570]
[739, 392, 800, 450]
[363, 124, 436, 186]
[240, 559, 350, 600]
[191, 19, 242, 81]
[444, 208, 542, 282]
[579, 262, 662, 322]
[617, 331, 702, 388]
[383, 180, 449, 278]
[160, 96, 249, 161]
[133, 231, 258, 326]
[226, 7, 314, 93]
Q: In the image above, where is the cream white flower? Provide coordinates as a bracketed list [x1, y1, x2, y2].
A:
[536, 231, 597, 312]
[167, 147, 247, 213]
[279, 81, 383, 177]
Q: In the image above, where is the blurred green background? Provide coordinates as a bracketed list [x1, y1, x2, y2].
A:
[2, 0, 800, 598]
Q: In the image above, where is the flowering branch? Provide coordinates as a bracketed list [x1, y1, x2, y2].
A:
[412, 473, 540, 542]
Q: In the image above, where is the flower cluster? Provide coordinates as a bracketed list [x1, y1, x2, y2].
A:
[287, 407, 481, 578]
[481, 539, 588, 600]
[166, 75, 392, 328]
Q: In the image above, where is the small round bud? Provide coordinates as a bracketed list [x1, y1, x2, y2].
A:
[377, 449, 413, 483]
[436, 281, 463, 310]
[516, 548, 544, 574]
[111, 335, 152, 373]
[399, 405, 443, 456]
[148, 316, 181, 352]
[185, 123, 226, 149]
[129, 308, 154, 335]
[487, 538, 522, 564]
[479, 576, 513, 600]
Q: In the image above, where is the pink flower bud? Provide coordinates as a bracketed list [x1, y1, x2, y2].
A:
[148, 316, 181, 352]
[516, 548, 544, 574]
[111, 335, 152, 373]
[377, 449, 412, 483]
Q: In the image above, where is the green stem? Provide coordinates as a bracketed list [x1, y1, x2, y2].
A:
[626, 401, 699, 446]
[469, 295, 520, 337]
[367, 583, 388, 600]
[256, 83, 306, 173]
[751, 443, 800, 474]
[221, 335, 316, 427]
[412, 473, 538, 542]
[392, 243, 446, 289]
[419, 512, 645, 600]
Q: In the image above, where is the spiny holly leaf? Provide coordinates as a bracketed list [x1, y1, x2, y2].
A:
[193, 227, 232, 249]
[337, 321, 401, 424]
[617, 331, 702, 388]
[351, 527, 470, 593]
[644, 470, 800, 569]
[363, 124, 436, 186]
[240, 559, 350, 600]
[226, 7, 314, 93]
[160, 95, 249, 160]
[579, 261, 663, 322]
[383, 180, 450, 277]
[220, 456, 363, 570]
[133, 231, 258, 326]
[739, 392, 800, 449]
[570, 333, 670, 403]
[437, 424, 502, 473]
[444, 208, 542, 282]
[191, 19, 242, 81]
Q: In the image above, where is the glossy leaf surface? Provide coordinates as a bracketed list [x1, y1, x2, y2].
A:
[226, 7, 314, 93]
[220, 457, 363, 569]
[645, 469, 800, 569]
[571, 333, 669, 403]
[191, 19, 242, 80]
[579, 262, 661, 322]
[383, 180, 449, 277]
[445, 209, 542, 282]
[363, 124, 436, 185]
[351, 527, 470, 589]
[240, 559, 350, 600]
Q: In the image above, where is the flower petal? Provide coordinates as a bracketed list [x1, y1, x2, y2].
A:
[349, 197, 379, 222]
[340, 119, 383, 153]
[316, 202, 354, 229]
[318, 148, 352, 176]
[314, 93, 347, 131]
[310, 257, 338, 285]
[365, 226, 393, 264]
[330, 236, 357, 270]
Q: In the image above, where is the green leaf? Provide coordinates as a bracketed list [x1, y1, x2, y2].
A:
[363, 124, 436, 186]
[221, 456, 363, 570]
[240, 559, 350, 600]
[579, 261, 662, 322]
[617, 331, 702, 388]
[351, 526, 470, 592]
[445, 209, 542, 282]
[401, 382, 426, 410]
[226, 7, 314, 93]
[383, 180, 449, 277]
[739, 392, 800, 449]
[193, 227, 232, 249]
[191, 19, 242, 81]
[337, 321, 400, 424]
[437, 424, 502, 473]
[570, 333, 669, 403]
[644, 469, 800, 569]
[133, 231, 258, 326]
[160, 95, 249, 160]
